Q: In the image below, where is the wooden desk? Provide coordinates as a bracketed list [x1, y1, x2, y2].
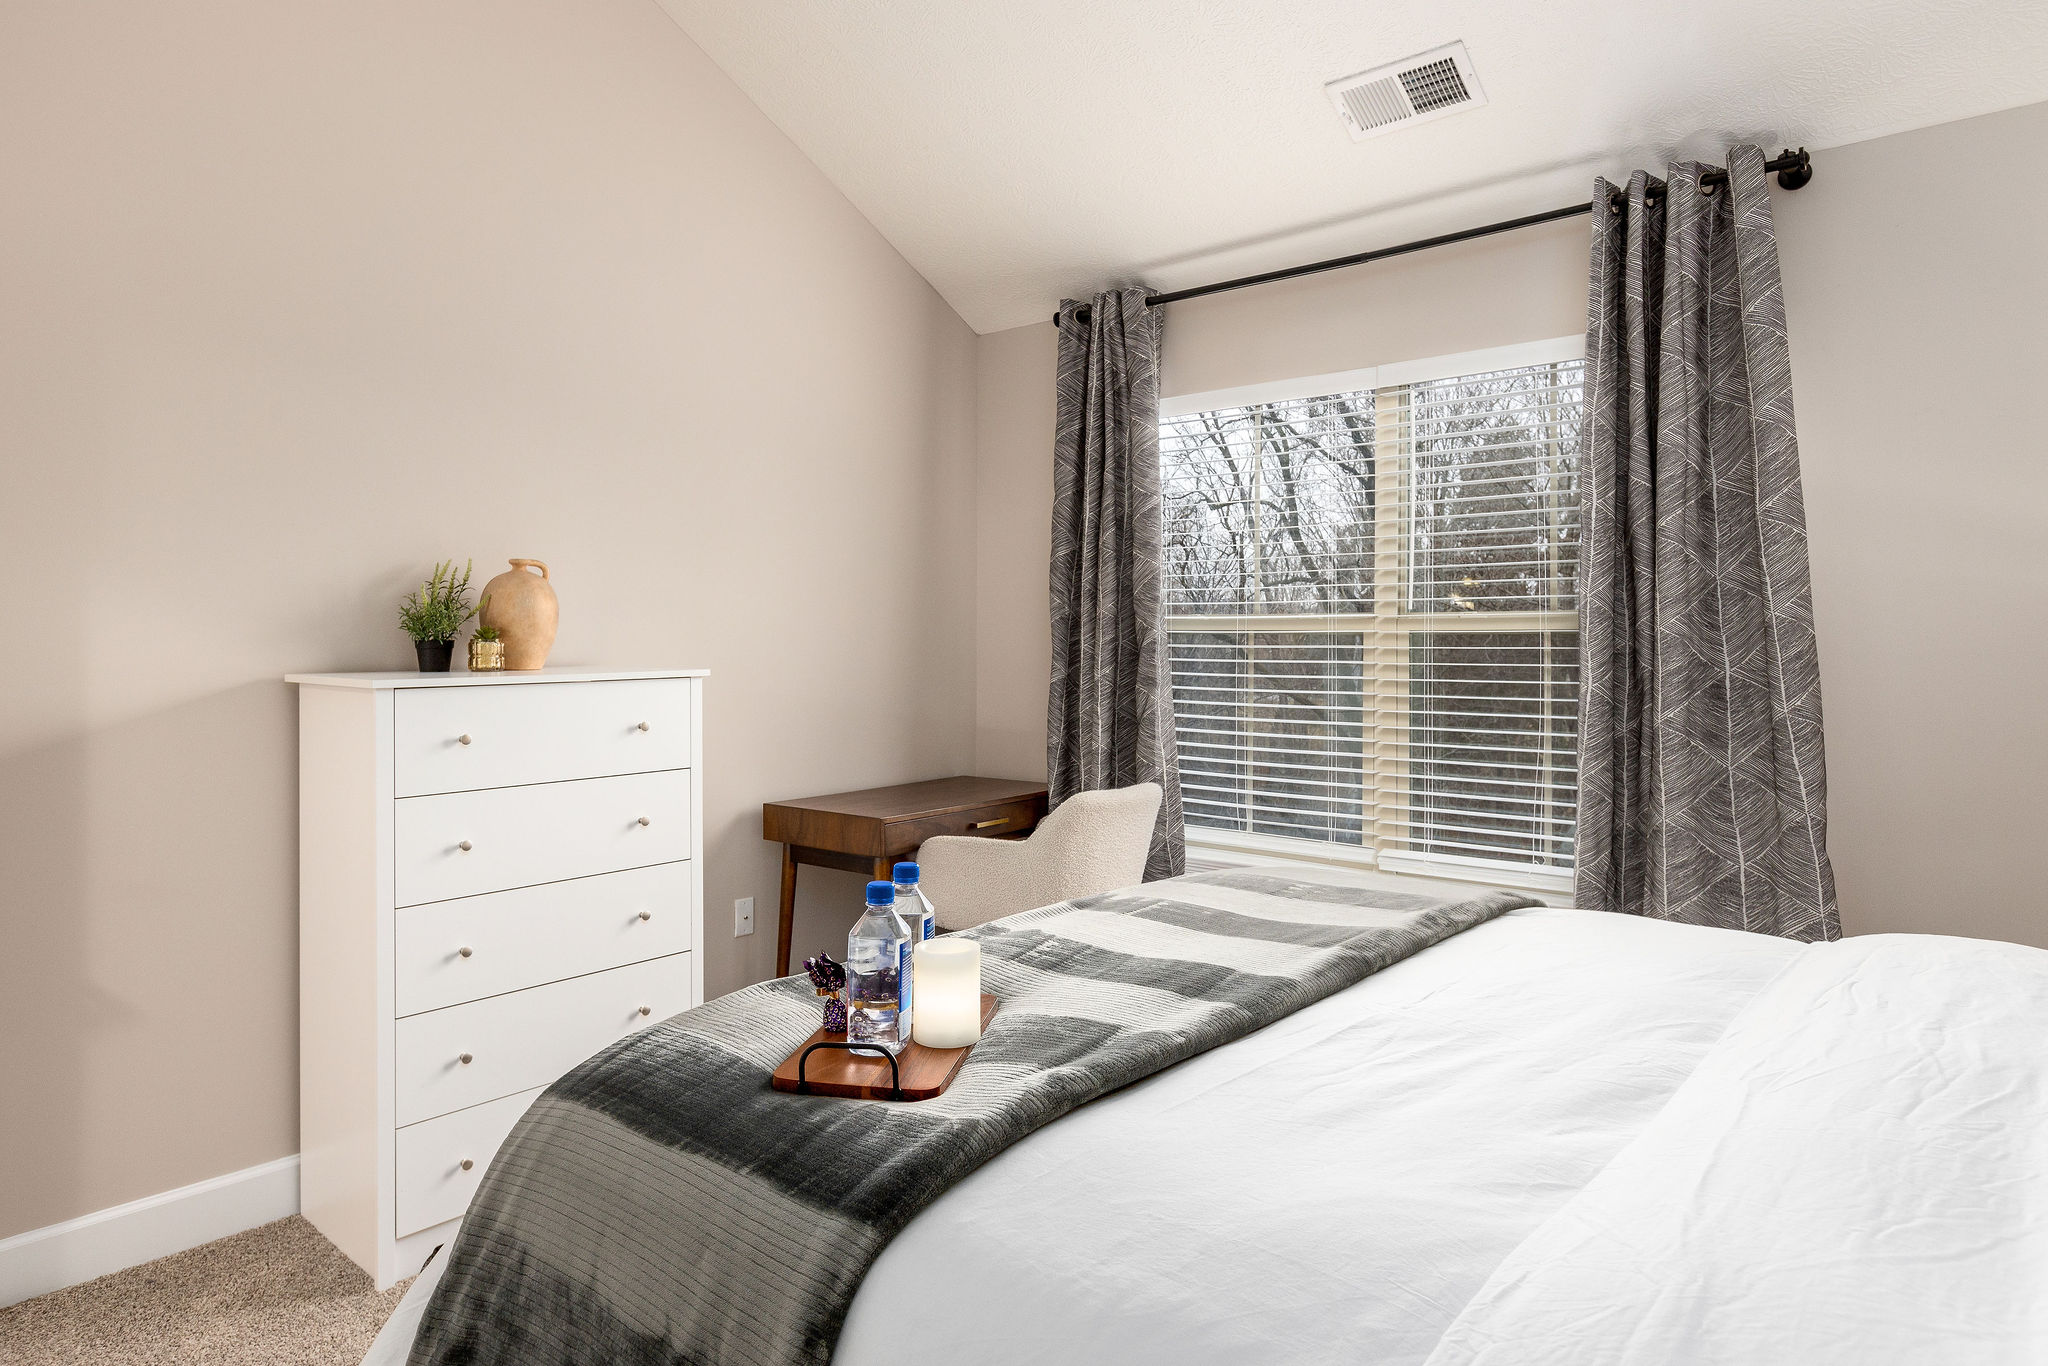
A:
[763, 776, 1049, 977]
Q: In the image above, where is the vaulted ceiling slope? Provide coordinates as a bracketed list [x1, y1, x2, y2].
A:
[655, 0, 2048, 333]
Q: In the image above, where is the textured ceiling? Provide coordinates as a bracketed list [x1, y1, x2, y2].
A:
[653, 0, 2048, 332]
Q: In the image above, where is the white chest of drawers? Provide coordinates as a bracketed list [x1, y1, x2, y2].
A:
[287, 667, 706, 1288]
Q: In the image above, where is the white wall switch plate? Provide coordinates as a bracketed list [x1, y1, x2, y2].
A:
[734, 896, 755, 937]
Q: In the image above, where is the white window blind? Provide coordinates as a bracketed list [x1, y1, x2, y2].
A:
[1161, 344, 1584, 883]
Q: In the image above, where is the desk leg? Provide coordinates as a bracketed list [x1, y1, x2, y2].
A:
[777, 844, 798, 979]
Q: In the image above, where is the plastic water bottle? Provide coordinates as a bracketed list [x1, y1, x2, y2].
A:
[893, 862, 936, 943]
[847, 881, 911, 1054]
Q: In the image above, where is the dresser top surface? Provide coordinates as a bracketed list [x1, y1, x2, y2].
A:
[286, 667, 710, 689]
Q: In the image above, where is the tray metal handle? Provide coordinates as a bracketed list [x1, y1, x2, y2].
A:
[795, 1040, 903, 1100]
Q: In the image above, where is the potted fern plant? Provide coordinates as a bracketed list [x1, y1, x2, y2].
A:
[398, 559, 478, 672]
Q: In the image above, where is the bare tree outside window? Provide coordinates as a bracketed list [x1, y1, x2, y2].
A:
[1162, 355, 1584, 876]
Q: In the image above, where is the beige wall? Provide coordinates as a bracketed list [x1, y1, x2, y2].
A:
[0, 0, 977, 1240]
[972, 323, 1060, 781]
[1778, 102, 2048, 945]
[973, 100, 2048, 950]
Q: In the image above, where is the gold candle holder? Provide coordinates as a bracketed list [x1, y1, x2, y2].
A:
[468, 636, 506, 672]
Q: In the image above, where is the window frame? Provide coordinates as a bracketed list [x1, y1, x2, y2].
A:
[1163, 336, 1585, 896]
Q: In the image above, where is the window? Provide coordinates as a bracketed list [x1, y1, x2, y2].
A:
[1161, 340, 1583, 888]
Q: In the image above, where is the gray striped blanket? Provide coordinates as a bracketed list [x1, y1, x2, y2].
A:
[406, 869, 1534, 1366]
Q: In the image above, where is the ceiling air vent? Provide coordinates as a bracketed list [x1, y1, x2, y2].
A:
[1325, 41, 1486, 140]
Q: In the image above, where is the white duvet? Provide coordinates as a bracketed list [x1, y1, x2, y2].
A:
[836, 907, 1799, 1365]
[1424, 932, 2048, 1365]
[368, 905, 2048, 1366]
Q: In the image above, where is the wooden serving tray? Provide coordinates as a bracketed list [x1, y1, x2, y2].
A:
[770, 994, 998, 1101]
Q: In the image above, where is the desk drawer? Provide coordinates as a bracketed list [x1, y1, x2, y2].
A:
[396, 863, 692, 1017]
[891, 796, 1044, 851]
[394, 1087, 541, 1237]
[395, 679, 689, 797]
[393, 953, 689, 1127]
[395, 770, 691, 907]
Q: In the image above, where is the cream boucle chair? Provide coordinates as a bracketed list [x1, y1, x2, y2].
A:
[915, 783, 1164, 931]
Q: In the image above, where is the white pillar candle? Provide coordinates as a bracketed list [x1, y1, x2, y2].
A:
[911, 939, 981, 1048]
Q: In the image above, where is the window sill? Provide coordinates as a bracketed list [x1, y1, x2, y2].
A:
[1183, 828, 1574, 906]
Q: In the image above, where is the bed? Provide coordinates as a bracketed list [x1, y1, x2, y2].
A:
[366, 866, 2048, 1365]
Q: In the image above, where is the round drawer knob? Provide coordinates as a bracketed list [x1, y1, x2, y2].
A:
[459, 1158, 474, 1172]
[458, 945, 473, 959]
[457, 734, 472, 746]
[458, 1052, 473, 1065]
[637, 910, 652, 922]
[638, 1005, 652, 1017]
[636, 721, 650, 732]
[637, 816, 651, 827]
[457, 840, 473, 853]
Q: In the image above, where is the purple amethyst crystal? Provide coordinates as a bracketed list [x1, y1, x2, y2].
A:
[802, 953, 846, 994]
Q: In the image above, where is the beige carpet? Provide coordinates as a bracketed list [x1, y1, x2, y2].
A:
[0, 1217, 408, 1365]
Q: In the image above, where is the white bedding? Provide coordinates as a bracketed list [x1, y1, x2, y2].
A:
[1425, 933, 2048, 1365]
[834, 907, 1798, 1365]
[367, 907, 2048, 1366]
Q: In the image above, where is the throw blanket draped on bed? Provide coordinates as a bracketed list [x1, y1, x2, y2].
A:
[406, 871, 1533, 1366]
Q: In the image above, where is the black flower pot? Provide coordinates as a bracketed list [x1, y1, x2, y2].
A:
[414, 639, 455, 673]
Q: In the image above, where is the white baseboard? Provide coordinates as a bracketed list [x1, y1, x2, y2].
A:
[0, 1154, 300, 1309]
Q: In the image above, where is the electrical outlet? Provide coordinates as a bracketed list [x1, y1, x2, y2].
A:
[734, 896, 755, 937]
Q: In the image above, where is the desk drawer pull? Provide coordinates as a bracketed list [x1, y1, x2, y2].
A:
[969, 817, 1010, 830]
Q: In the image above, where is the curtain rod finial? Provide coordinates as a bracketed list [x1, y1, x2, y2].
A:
[1775, 147, 1813, 191]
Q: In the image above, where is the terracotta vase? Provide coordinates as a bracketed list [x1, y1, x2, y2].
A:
[479, 559, 558, 671]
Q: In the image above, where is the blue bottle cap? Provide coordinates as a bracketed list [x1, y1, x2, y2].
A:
[893, 862, 920, 883]
[865, 881, 895, 906]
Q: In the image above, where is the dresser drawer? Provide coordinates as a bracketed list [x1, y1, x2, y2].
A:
[395, 771, 691, 907]
[394, 953, 689, 1127]
[395, 679, 690, 797]
[396, 863, 692, 1017]
[394, 1087, 542, 1237]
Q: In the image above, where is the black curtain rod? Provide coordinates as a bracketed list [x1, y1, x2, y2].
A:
[1060, 147, 1813, 326]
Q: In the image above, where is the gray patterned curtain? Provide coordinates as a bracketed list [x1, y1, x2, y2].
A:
[1049, 287, 1184, 880]
[1575, 145, 1838, 940]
